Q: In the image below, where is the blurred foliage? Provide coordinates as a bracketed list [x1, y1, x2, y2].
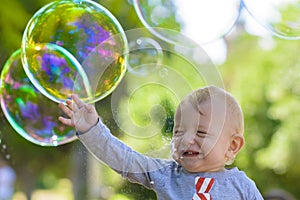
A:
[221, 33, 300, 198]
[0, 0, 300, 199]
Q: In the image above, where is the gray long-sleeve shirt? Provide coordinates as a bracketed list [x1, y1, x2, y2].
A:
[78, 120, 264, 200]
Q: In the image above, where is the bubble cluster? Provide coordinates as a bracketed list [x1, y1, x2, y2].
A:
[3, 0, 298, 149]
[0, 0, 128, 146]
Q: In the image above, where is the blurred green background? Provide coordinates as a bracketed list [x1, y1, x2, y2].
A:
[1, 0, 300, 199]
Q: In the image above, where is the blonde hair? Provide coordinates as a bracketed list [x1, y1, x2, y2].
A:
[185, 85, 244, 135]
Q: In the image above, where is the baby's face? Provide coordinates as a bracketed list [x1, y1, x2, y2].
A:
[171, 97, 233, 172]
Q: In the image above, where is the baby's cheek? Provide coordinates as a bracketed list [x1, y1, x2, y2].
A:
[200, 139, 216, 156]
[171, 137, 181, 158]
[194, 138, 208, 150]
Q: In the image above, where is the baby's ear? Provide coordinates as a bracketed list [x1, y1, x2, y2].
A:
[226, 134, 244, 159]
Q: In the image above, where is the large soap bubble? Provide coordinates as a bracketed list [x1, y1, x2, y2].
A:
[243, 0, 300, 40]
[133, 0, 241, 45]
[22, 0, 128, 103]
[108, 28, 224, 165]
[0, 49, 76, 146]
[22, 43, 92, 103]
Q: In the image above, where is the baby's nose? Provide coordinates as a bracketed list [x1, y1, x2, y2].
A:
[183, 133, 196, 145]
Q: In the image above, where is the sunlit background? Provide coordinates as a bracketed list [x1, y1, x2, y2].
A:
[1, 0, 300, 199]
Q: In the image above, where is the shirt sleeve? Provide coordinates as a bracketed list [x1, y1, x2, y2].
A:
[77, 119, 164, 188]
[249, 182, 264, 200]
[241, 172, 264, 200]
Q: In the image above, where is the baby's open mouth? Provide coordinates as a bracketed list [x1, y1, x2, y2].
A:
[183, 151, 199, 156]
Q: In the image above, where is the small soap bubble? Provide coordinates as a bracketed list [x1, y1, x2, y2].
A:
[22, 0, 128, 103]
[5, 154, 11, 160]
[127, 37, 163, 76]
[0, 49, 76, 146]
[159, 68, 168, 78]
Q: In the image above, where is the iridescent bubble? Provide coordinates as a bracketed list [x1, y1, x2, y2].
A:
[22, 0, 128, 103]
[127, 37, 163, 76]
[243, 0, 300, 40]
[0, 49, 76, 146]
[22, 43, 92, 103]
[133, 0, 241, 45]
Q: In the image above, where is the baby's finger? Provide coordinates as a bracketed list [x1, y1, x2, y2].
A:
[58, 116, 74, 127]
[72, 94, 85, 109]
[66, 99, 78, 111]
[85, 104, 95, 113]
[58, 102, 73, 117]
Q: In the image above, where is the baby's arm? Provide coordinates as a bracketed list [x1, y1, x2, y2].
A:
[58, 95, 162, 188]
[78, 121, 164, 188]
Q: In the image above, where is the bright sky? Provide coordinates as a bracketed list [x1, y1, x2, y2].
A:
[135, 0, 300, 64]
[172, 0, 299, 64]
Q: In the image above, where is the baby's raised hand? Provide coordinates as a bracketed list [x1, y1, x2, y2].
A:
[58, 94, 99, 133]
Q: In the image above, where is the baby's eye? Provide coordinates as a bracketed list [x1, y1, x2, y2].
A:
[174, 130, 184, 136]
[196, 130, 207, 137]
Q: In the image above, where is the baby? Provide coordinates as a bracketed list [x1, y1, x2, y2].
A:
[59, 85, 263, 199]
